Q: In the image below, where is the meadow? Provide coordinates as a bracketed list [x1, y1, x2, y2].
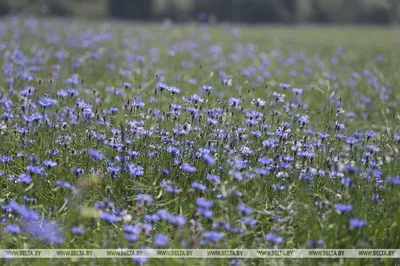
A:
[0, 17, 400, 266]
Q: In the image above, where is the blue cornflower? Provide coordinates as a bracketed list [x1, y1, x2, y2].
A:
[344, 164, 359, 174]
[342, 177, 352, 187]
[125, 234, 138, 242]
[318, 131, 329, 139]
[55, 180, 72, 189]
[229, 259, 242, 265]
[181, 163, 196, 173]
[72, 168, 84, 175]
[129, 165, 144, 177]
[2, 200, 39, 220]
[6, 224, 21, 234]
[133, 257, 148, 264]
[38, 97, 57, 107]
[17, 173, 32, 184]
[203, 231, 225, 242]
[292, 88, 303, 95]
[335, 204, 352, 212]
[202, 153, 216, 165]
[202, 85, 213, 92]
[255, 168, 269, 176]
[154, 234, 169, 247]
[0, 155, 12, 163]
[207, 174, 220, 182]
[88, 148, 104, 160]
[280, 83, 291, 89]
[265, 233, 284, 244]
[132, 98, 145, 108]
[26, 165, 45, 175]
[192, 182, 207, 191]
[349, 218, 367, 229]
[99, 212, 121, 223]
[258, 157, 274, 165]
[123, 224, 141, 235]
[365, 130, 376, 139]
[237, 203, 253, 215]
[137, 194, 153, 205]
[196, 198, 213, 209]
[44, 160, 57, 168]
[24, 219, 65, 244]
[196, 198, 214, 218]
[165, 185, 182, 194]
[71, 226, 85, 235]
[299, 115, 309, 125]
[170, 215, 186, 228]
[24, 196, 36, 203]
[107, 165, 121, 176]
[228, 97, 241, 107]
[239, 216, 256, 227]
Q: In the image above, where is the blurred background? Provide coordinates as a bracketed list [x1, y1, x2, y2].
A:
[0, 0, 398, 25]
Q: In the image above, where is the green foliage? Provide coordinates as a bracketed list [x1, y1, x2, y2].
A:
[0, 0, 398, 24]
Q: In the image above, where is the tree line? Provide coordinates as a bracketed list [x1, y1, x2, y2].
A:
[0, 0, 398, 25]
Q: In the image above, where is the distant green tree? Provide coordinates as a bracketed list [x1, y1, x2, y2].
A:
[109, 0, 153, 20]
[357, 4, 391, 25]
[0, 0, 10, 16]
[192, 0, 297, 23]
[388, 0, 399, 24]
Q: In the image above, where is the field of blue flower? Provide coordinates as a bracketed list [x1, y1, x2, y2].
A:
[1, 17, 400, 266]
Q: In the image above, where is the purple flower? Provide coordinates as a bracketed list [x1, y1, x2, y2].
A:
[6, 224, 21, 234]
[0, 155, 12, 163]
[133, 257, 148, 264]
[344, 164, 359, 174]
[280, 83, 291, 89]
[137, 194, 153, 205]
[239, 216, 256, 227]
[71, 226, 85, 235]
[203, 153, 216, 165]
[44, 160, 57, 167]
[202, 85, 213, 92]
[55, 180, 72, 189]
[17, 173, 32, 184]
[229, 259, 242, 265]
[203, 231, 225, 242]
[196, 198, 213, 209]
[2, 200, 39, 220]
[38, 97, 57, 107]
[125, 234, 138, 242]
[196, 198, 214, 218]
[181, 163, 196, 173]
[192, 182, 207, 191]
[88, 148, 104, 160]
[365, 130, 376, 139]
[123, 224, 141, 234]
[299, 116, 309, 125]
[154, 234, 169, 247]
[100, 212, 121, 223]
[24, 219, 66, 244]
[335, 204, 352, 212]
[207, 174, 220, 182]
[349, 218, 367, 229]
[265, 233, 284, 244]
[237, 203, 253, 215]
[292, 88, 303, 95]
[26, 165, 45, 175]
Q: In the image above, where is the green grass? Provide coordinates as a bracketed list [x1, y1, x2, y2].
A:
[0, 17, 400, 265]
